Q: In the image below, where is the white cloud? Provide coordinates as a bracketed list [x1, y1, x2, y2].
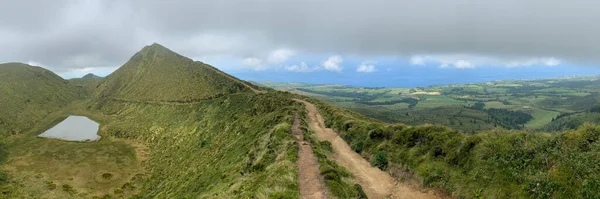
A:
[322, 55, 343, 72]
[506, 58, 560, 67]
[410, 55, 561, 69]
[240, 48, 295, 70]
[241, 57, 265, 70]
[285, 62, 318, 72]
[453, 60, 475, 69]
[267, 49, 294, 65]
[410, 56, 425, 65]
[356, 62, 376, 72]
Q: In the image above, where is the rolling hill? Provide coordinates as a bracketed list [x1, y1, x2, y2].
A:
[94, 43, 248, 102]
[0, 63, 78, 135]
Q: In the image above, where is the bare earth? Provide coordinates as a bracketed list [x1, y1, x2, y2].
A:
[295, 99, 440, 199]
[292, 115, 327, 199]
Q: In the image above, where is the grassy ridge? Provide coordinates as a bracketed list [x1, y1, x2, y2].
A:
[0, 63, 79, 136]
[92, 92, 300, 198]
[305, 97, 600, 198]
[94, 43, 248, 102]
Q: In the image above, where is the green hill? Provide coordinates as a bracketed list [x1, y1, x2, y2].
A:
[0, 44, 300, 198]
[543, 112, 600, 131]
[94, 43, 248, 102]
[0, 63, 78, 135]
[68, 73, 103, 96]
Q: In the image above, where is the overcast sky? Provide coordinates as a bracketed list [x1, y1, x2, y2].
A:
[1, 0, 599, 80]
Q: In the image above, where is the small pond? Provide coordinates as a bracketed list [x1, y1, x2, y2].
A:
[38, 116, 101, 141]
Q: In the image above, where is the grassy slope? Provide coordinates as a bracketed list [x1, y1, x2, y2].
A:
[94, 43, 248, 102]
[544, 112, 600, 131]
[89, 44, 299, 198]
[0, 63, 79, 135]
[304, 96, 600, 198]
[0, 44, 300, 198]
[93, 92, 300, 198]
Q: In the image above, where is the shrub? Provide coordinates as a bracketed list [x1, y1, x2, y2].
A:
[351, 141, 364, 153]
[319, 141, 333, 153]
[102, 173, 113, 179]
[354, 184, 368, 199]
[62, 184, 75, 193]
[45, 181, 57, 190]
[371, 151, 388, 170]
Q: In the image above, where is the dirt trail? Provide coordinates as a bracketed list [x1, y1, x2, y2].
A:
[294, 99, 440, 199]
[292, 115, 327, 199]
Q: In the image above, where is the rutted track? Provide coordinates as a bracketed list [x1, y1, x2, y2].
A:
[292, 115, 327, 199]
[295, 99, 440, 199]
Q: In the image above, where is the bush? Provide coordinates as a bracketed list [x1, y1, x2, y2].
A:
[45, 181, 57, 190]
[351, 141, 364, 153]
[102, 173, 113, 179]
[371, 151, 388, 170]
[319, 141, 333, 153]
[62, 184, 75, 193]
[354, 184, 368, 199]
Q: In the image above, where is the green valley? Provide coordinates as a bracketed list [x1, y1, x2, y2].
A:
[2, 43, 600, 199]
[263, 77, 600, 133]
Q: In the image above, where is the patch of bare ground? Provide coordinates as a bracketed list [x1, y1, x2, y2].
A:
[292, 114, 327, 199]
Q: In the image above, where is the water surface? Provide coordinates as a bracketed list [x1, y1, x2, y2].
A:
[38, 116, 100, 141]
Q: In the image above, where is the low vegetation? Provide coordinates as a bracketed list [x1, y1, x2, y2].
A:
[299, 115, 367, 198]
[92, 92, 301, 198]
[306, 97, 600, 198]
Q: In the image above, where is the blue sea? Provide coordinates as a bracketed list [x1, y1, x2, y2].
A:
[229, 64, 600, 88]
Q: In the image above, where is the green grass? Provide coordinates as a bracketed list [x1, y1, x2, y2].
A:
[92, 92, 300, 198]
[524, 108, 560, 129]
[94, 43, 249, 102]
[0, 44, 302, 198]
[3, 137, 141, 198]
[0, 63, 80, 136]
[307, 97, 600, 198]
[413, 95, 465, 110]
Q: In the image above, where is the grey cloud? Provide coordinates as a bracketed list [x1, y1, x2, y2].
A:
[1, 0, 599, 72]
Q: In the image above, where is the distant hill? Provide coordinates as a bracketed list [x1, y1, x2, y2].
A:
[543, 111, 600, 131]
[94, 43, 248, 102]
[0, 63, 78, 135]
[82, 73, 101, 79]
[68, 73, 103, 96]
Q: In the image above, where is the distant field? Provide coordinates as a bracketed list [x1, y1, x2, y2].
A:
[524, 108, 561, 129]
[263, 75, 600, 133]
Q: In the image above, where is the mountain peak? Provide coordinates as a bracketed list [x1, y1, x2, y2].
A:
[94, 44, 249, 101]
[135, 42, 188, 61]
[82, 73, 100, 79]
[141, 43, 173, 53]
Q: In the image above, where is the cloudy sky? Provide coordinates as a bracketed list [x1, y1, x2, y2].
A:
[2, 0, 600, 86]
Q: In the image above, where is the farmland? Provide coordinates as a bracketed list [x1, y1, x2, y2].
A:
[262, 76, 600, 133]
